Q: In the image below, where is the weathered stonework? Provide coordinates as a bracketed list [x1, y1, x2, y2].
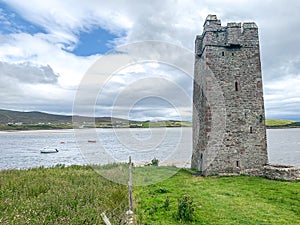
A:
[263, 165, 300, 181]
[242, 165, 300, 181]
[192, 15, 268, 175]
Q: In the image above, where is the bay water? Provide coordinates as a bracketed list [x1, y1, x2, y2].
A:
[0, 127, 299, 170]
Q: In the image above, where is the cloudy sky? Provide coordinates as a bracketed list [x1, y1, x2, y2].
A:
[0, 0, 300, 121]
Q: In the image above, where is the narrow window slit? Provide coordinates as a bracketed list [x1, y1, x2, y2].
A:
[235, 81, 239, 91]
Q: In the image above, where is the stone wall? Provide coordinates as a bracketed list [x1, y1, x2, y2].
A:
[241, 164, 300, 181]
[205, 165, 300, 181]
[263, 165, 300, 181]
[192, 15, 268, 175]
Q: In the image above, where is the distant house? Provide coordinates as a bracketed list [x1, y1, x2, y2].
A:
[7, 122, 23, 126]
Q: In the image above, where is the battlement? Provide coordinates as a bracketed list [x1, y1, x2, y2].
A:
[196, 15, 259, 56]
[243, 22, 258, 29]
[227, 22, 241, 28]
[203, 15, 221, 31]
[192, 15, 267, 176]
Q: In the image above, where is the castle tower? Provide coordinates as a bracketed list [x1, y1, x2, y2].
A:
[192, 15, 268, 175]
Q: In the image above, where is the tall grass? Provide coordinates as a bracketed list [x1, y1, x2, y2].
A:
[0, 165, 128, 224]
[2, 165, 299, 224]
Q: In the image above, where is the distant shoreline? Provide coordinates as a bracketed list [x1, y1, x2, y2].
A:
[0, 121, 192, 131]
[0, 125, 193, 132]
[266, 126, 300, 129]
[1, 108, 299, 130]
[1, 126, 300, 133]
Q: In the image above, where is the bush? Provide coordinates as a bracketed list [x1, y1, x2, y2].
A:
[163, 196, 170, 211]
[154, 187, 168, 194]
[151, 157, 159, 166]
[176, 195, 195, 222]
[144, 157, 159, 166]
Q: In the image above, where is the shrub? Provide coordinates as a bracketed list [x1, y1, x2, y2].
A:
[151, 157, 159, 166]
[144, 157, 159, 166]
[154, 187, 168, 194]
[163, 196, 170, 211]
[176, 195, 195, 222]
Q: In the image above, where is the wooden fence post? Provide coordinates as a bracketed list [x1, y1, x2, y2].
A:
[126, 156, 134, 224]
[101, 212, 111, 225]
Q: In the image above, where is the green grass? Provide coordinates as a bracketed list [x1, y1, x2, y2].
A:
[1, 166, 299, 224]
[265, 119, 295, 127]
[134, 169, 300, 225]
[0, 123, 73, 130]
[265, 119, 300, 128]
[0, 165, 128, 224]
[3, 119, 300, 130]
[0, 121, 192, 130]
[92, 163, 179, 186]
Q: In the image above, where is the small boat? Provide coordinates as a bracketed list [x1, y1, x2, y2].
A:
[40, 147, 59, 154]
[88, 140, 96, 143]
[60, 141, 65, 144]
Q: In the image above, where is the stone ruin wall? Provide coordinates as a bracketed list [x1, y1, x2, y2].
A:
[192, 15, 268, 175]
[192, 15, 300, 181]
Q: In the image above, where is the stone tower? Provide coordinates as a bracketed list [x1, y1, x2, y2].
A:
[192, 15, 268, 175]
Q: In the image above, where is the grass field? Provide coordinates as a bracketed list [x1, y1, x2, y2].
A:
[0, 165, 128, 224]
[1, 166, 299, 224]
[134, 169, 300, 225]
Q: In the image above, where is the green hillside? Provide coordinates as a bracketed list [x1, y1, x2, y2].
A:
[0, 109, 192, 130]
[265, 119, 300, 127]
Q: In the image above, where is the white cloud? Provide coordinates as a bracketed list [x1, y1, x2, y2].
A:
[3, 0, 131, 42]
[0, 0, 300, 120]
[0, 32, 98, 87]
[264, 74, 300, 119]
[93, 62, 192, 120]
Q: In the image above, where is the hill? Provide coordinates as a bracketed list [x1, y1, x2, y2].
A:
[0, 109, 130, 125]
[0, 109, 72, 124]
[0, 109, 192, 130]
[265, 119, 300, 128]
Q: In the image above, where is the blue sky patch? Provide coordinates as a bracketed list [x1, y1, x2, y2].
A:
[0, 2, 119, 56]
[70, 27, 119, 56]
[0, 2, 46, 35]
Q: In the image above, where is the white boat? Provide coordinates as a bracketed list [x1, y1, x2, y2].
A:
[40, 147, 59, 154]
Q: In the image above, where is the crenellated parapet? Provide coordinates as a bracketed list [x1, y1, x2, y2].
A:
[192, 15, 268, 176]
[195, 15, 259, 57]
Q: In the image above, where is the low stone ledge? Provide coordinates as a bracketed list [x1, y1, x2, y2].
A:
[190, 165, 300, 181]
[263, 164, 300, 181]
